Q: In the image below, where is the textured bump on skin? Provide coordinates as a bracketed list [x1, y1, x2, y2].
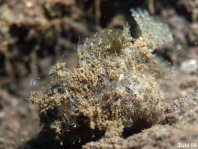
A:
[30, 9, 173, 143]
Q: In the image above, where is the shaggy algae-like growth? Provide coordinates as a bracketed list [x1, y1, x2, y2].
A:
[30, 9, 172, 145]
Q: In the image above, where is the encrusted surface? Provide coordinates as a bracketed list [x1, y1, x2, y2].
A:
[84, 92, 198, 149]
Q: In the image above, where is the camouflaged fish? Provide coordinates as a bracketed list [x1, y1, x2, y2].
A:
[30, 9, 173, 145]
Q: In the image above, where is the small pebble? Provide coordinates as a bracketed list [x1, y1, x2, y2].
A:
[0, 112, 5, 119]
[180, 59, 198, 74]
